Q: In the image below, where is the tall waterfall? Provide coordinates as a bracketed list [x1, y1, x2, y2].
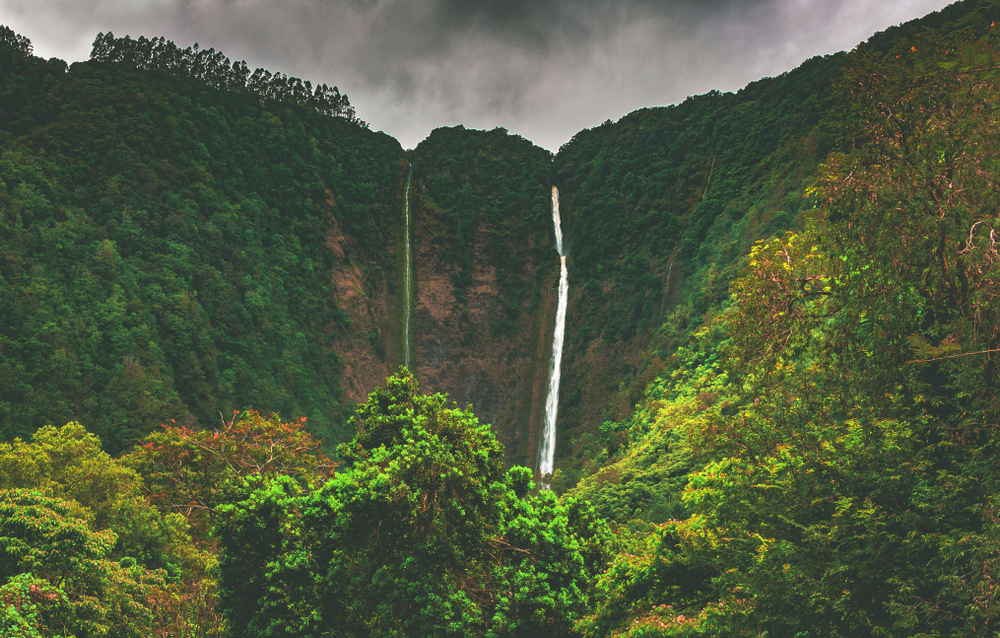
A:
[403, 166, 413, 369]
[539, 186, 568, 484]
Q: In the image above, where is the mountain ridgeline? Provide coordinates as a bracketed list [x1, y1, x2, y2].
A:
[0, 22, 839, 463]
[4, 0, 1000, 635]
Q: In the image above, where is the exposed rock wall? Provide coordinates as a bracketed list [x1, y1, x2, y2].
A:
[410, 196, 556, 465]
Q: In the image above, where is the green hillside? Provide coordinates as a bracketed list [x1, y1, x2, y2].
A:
[566, 1, 1000, 634]
[0, 28, 404, 451]
[550, 49, 844, 466]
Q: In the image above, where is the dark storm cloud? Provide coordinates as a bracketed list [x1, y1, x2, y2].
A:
[176, 0, 787, 111]
[0, 0, 955, 149]
[431, 0, 565, 45]
[161, 0, 789, 82]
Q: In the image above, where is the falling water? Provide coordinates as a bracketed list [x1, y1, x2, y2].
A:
[404, 166, 413, 369]
[539, 186, 568, 484]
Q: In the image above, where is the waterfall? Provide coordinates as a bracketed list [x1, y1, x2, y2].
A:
[404, 166, 413, 369]
[658, 253, 675, 324]
[539, 186, 568, 484]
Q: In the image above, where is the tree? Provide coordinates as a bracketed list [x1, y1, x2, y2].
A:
[217, 368, 611, 638]
[0, 489, 164, 638]
[0, 25, 32, 55]
[0, 422, 206, 574]
[125, 410, 336, 539]
[0, 422, 224, 637]
[817, 34, 1000, 428]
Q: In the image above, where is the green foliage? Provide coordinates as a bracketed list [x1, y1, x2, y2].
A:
[0, 422, 141, 523]
[0, 422, 207, 575]
[217, 369, 611, 637]
[571, 4, 1000, 636]
[0, 573, 66, 638]
[0, 489, 164, 638]
[0, 27, 66, 137]
[0, 26, 31, 55]
[89, 33, 356, 120]
[553, 53, 841, 349]
[564, 316, 728, 513]
[0, 422, 221, 636]
[0, 26, 404, 451]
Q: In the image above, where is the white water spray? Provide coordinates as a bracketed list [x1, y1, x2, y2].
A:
[404, 166, 413, 369]
[539, 186, 568, 484]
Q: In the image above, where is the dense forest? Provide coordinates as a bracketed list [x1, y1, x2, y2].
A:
[0, 25, 402, 451]
[551, 48, 843, 467]
[3, 0, 1000, 635]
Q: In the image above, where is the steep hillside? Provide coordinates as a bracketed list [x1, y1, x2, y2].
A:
[566, 1, 1000, 633]
[548, 50, 843, 476]
[565, 0, 1000, 496]
[0, 29, 404, 451]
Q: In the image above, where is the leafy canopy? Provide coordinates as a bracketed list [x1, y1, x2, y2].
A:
[218, 368, 611, 638]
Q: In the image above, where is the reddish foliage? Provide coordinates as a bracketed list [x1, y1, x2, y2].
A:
[126, 410, 336, 537]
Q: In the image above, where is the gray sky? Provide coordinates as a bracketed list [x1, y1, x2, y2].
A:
[1, 0, 955, 151]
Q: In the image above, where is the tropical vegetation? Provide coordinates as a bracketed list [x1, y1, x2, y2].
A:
[2, 0, 1000, 635]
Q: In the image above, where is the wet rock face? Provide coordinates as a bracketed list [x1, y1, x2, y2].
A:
[410, 201, 553, 466]
[328, 235, 397, 412]
[335, 180, 648, 471]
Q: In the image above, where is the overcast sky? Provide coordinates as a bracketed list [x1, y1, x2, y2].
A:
[1, 0, 955, 151]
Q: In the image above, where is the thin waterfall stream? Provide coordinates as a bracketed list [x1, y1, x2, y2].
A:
[539, 186, 567, 485]
[403, 166, 413, 369]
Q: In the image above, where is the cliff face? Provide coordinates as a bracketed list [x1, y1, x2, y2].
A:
[409, 198, 557, 464]
[325, 211, 398, 410]
[402, 126, 557, 465]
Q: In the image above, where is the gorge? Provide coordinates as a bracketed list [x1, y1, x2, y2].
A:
[0, 17, 869, 472]
[0, 0, 992, 481]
